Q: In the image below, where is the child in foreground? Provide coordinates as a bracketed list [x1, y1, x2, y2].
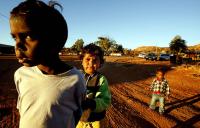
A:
[10, 0, 86, 127]
[76, 44, 111, 128]
[149, 67, 170, 114]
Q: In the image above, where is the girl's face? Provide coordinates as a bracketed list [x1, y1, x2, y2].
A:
[10, 16, 45, 67]
[156, 71, 164, 80]
[82, 53, 101, 75]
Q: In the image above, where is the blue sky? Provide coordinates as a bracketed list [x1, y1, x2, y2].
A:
[0, 0, 200, 49]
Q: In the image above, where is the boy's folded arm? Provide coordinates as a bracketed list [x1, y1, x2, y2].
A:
[94, 96, 111, 113]
[93, 76, 111, 113]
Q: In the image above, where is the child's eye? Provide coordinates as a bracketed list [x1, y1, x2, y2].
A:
[27, 32, 38, 40]
[25, 35, 32, 41]
[21, 32, 37, 41]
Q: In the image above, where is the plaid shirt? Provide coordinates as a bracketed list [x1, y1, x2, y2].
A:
[150, 78, 170, 96]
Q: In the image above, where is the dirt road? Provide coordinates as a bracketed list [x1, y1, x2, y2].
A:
[102, 56, 200, 128]
[0, 56, 200, 128]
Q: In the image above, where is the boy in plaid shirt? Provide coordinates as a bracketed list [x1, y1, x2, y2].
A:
[149, 67, 170, 114]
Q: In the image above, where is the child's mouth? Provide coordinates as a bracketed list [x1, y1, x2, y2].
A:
[15, 49, 31, 64]
[18, 58, 29, 63]
[87, 67, 93, 70]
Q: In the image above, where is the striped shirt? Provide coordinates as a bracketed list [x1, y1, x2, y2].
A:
[150, 78, 170, 96]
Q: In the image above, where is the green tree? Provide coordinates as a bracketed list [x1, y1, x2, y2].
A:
[109, 43, 124, 53]
[95, 37, 113, 55]
[71, 39, 84, 54]
[109, 43, 118, 53]
[169, 35, 187, 63]
[94, 36, 124, 55]
[123, 48, 131, 56]
[170, 35, 187, 54]
[117, 44, 124, 54]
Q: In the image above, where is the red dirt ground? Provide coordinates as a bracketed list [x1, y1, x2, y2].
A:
[0, 56, 200, 128]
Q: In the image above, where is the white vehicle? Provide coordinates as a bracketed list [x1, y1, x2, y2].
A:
[138, 53, 146, 58]
[110, 53, 122, 56]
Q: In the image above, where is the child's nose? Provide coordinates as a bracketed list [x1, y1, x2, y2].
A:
[88, 60, 94, 66]
[15, 40, 26, 51]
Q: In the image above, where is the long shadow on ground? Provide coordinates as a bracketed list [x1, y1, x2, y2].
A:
[99, 62, 172, 85]
[165, 94, 200, 128]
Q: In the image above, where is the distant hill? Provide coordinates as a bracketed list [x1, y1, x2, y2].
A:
[0, 44, 14, 47]
[188, 44, 200, 50]
[0, 44, 14, 54]
[134, 44, 200, 53]
[133, 46, 169, 53]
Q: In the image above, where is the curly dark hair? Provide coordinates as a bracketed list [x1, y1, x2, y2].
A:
[80, 43, 105, 64]
[156, 67, 167, 74]
[10, 0, 68, 52]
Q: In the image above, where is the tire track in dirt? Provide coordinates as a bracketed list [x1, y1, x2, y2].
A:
[107, 87, 156, 128]
[106, 67, 200, 128]
[164, 70, 200, 127]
